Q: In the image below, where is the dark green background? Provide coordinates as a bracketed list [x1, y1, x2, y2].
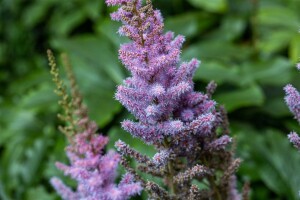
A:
[1, 0, 300, 199]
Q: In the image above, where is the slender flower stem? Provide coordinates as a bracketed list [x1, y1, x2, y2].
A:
[203, 156, 222, 200]
[164, 138, 177, 195]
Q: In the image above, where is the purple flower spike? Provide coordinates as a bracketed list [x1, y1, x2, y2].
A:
[109, 0, 217, 146]
[47, 50, 141, 200]
[284, 84, 300, 123]
[106, 1, 243, 199]
[51, 117, 142, 200]
[284, 62, 300, 196]
[288, 132, 300, 151]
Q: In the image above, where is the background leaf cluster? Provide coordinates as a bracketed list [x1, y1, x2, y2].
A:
[1, 0, 300, 199]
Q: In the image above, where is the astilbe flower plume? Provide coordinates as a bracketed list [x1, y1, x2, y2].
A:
[47, 50, 141, 200]
[106, 1, 248, 199]
[284, 64, 300, 150]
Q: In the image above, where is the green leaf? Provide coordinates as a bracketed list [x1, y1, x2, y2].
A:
[289, 34, 300, 63]
[20, 83, 58, 111]
[214, 15, 246, 41]
[215, 84, 264, 112]
[22, 139, 48, 184]
[187, 0, 228, 13]
[52, 35, 124, 126]
[96, 19, 130, 48]
[165, 12, 215, 38]
[263, 97, 291, 117]
[237, 128, 300, 199]
[239, 57, 292, 86]
[193, 61, 240, 84]
[83, 1, 102, 20]
[25, 186, 56, 200]
[9, 70, 51, 96]
[107, 126, 156, 158]
[53, 35, 124, 84]
[258, 31, 293, 54]
[69, 55, 121, 127]
[257, 6, 299, 30]
[23, 1, 53, 28]
[49, 10, 85, 36]
[182, 40, 253, 63]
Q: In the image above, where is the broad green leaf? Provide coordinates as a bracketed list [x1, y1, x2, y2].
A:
[258, 31, 293, 54]
[96, 19, 130, 48]
[212, 15, 246, 41]
[8, 70, 51, 96]
[0, 179, 10, 200]
[53, 35, 124, 84]
[237, 128, 300, 199]
[67, 55, 121, 127]
[289, 34, 300, 63]
[193, 61, 240, 84]
[23, 1, 52, 28]
[263, 97, 291, 117]
[239, 57, 292, 86]
[49, 11, 85, 36]
[52, 35, 125, 126]
[25, 186, 56, 200]
[182, 40, 253, 63]
[83, 1, 102, 20]
[257, 6, 299, 30]
[187, 0, 228, 13]
[107, 126, 156, 158]
[215, 84, 264, 112]
[22, 139, 48, 184]
[20, 83, 58, 111]
[165, 12, 215, 38]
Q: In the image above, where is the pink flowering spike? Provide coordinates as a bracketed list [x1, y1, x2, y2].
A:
[296, 63, 300, 71]
[173, 59, 200, 85]
[284, 84, 300, 123]
[100, 151, 120, 182]
[119, 173, 135, 185]
[150, 84, 165, 97]
[116, 86, 149, 121]
[121, 120, 163, 144]
[118, 182, 143, 199]
[145, 105, 160, 117]
[288, 132, 300, 150]
[207, 135, 232, 151]
[180, 109, 194, 122]
[50, 177, 79, 200]
[49, 51, 142, 200]
[192, 100, 216, 117]
[185, 92, 208, 106]
[171, 35, 185, 49]
[152, 150, 170, 167]
[227, 176, 241, 200]
[52, 121, 141, 200]
[167, 82, 192, 100]
[160, 120, 184, 136]
[105, 0, 132, 6]
[189, 113, 215, 136]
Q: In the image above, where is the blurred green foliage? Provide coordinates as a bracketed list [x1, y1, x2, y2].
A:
[1, 0, 300, 199]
